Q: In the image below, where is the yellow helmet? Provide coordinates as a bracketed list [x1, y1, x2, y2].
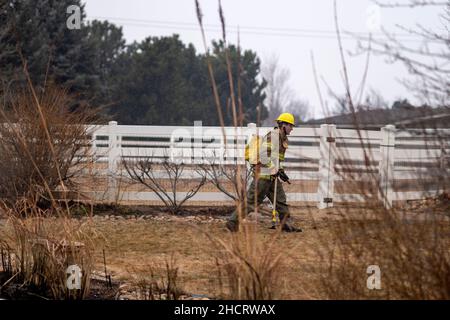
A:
[276, 113, 295, 126]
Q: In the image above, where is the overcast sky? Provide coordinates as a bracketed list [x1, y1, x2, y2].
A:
[84, 0, 445, 120]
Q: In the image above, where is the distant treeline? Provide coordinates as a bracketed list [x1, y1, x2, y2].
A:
[0, 0, 268, 125]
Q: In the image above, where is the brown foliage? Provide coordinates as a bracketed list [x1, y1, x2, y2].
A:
[0, 86, 98, 207]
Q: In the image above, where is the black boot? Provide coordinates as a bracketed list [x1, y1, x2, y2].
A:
[225, 220, 239, 232]
[281, 224, 303, 233]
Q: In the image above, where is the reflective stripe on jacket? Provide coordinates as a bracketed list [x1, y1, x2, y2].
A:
[255, 127, 288, 179]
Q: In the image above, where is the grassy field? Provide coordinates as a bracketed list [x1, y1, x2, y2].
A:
[1, 201, 449, 300]
[87, 208, 330, 299]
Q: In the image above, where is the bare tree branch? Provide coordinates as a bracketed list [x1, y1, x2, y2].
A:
[199, 150, 250, 201]
[123, 154, 206, 214]
[373, 0, 447, 8]
[353, 2, 450, 105]
[262, 54, 311, 123]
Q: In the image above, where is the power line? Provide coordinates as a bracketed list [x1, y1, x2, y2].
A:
[89, 16, 367, 35]
[86, 16, 437, 43]
[88, 20, 347, 40]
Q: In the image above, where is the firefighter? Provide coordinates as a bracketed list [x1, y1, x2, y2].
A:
[225, 113, 302, 232]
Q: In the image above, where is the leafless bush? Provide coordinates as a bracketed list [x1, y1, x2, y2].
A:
[199, 153, 250, 202]
[123, 155, 207, 214]
[0, 78, 98, 299]
[0, 86, 98, 207]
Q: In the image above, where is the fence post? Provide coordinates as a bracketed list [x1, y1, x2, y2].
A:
[108, 121, 120, 203]
[246, 123, 257, 142]
[89, 125, 97, 175]
[317, 124, 337, 209]
[379, 124, 396, 209]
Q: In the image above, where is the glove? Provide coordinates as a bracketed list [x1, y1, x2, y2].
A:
[278, 170, 290, 184]
[269, 166, 278, 176]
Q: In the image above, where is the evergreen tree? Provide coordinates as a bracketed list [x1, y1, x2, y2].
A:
[207, 40, 267, 125]
[111, 36, 267, 125]
[110, 35, 205, 125]
[85, 20, 126, 107]
[0, 0, 99, 106]
[0, 0, 268, 125]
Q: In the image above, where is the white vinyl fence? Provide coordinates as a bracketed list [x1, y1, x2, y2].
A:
[79, 121, 449, 208]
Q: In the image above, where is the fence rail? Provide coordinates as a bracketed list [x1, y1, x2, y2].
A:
[73, 121, 449, 208]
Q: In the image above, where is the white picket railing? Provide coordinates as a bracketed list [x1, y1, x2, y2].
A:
[80, 121, 449, 208]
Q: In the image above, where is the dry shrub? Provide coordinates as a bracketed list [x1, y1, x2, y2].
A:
[0, 85, 100, 299]
[0, 86, 98, 207]
[123, 155, 207, 215]
[199, 155, 251, 202]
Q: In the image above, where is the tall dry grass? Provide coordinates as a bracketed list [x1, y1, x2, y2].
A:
[126, 255, 185, 300]
[313, 203, 450, 299]
[0, 81, 100, 299]
[194, 0, 450, 301]
[0, 197, 96, 299]
[194, 0, 293, 300]
[308, 1, 450, 300]
[205, 221, 286, 299]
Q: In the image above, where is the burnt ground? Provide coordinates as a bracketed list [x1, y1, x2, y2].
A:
[0, 272, 120, 300]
